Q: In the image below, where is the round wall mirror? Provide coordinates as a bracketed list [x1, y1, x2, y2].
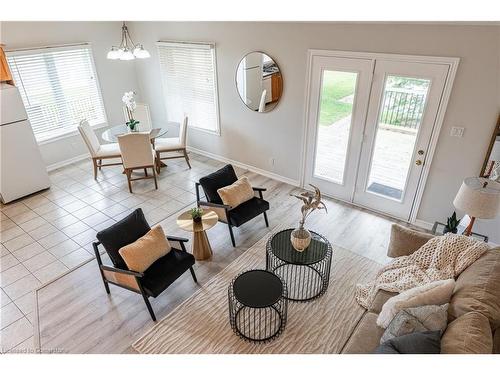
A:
[236, 52, 283, 113]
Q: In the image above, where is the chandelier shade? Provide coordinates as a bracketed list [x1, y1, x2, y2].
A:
[107, 22, 150, 61]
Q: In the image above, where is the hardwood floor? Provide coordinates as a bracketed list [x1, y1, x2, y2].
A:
[11, 153, 404, 353]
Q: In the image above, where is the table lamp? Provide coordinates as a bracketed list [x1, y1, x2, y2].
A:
[453, 177, 500, 236]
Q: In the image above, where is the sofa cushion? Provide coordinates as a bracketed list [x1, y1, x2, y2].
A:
[369, 289, 398, 314]
[377, 279, 455, 328]
[441, 311, 493, 354]
[199, 164, 238, 204]
[118, 225, 171, 272]
[374, 331, 441, 354]
[96, 208, 151, 269]
[341, 312, 385, 353]
[387, 224, 435, 258]
[141, 249, 195, 298]
[448, 248, 500, 329]
[228, 197, 269, 227]
[217, 176, 254, 208]
[381, 304, 448, 343]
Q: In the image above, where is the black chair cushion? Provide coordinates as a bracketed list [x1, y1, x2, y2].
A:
[96, 208, 151, 270]
[198, 164, 238, 204]
[228, 197, 269, 227]
[141, 249, 195, 297]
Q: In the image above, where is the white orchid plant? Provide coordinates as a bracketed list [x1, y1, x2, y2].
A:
[122, 91, 140, 131]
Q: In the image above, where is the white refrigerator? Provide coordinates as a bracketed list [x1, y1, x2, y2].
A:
[0, 83, 51, 203]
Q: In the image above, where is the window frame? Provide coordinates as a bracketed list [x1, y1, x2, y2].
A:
[6, 43, 108, 144]
[156, 40, 221, 136]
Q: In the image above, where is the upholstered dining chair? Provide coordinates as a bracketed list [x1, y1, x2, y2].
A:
[154, 116, 191, 172]
[122, 103, 152, 131]
[93, 208, 197, 321]
[117, 133, 158, 193]
[78, 120, 122, 180]
[195, 164, 270, 247]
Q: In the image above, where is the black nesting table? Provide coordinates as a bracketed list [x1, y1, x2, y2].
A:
[266, 228, 333, 302]
[228, 270, 288, 342]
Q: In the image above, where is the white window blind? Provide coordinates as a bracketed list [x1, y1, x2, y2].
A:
[7, 44, 106, 142]
[157, 41, 220, 134]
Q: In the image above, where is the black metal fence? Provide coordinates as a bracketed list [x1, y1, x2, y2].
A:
[380, 89, 426, 129]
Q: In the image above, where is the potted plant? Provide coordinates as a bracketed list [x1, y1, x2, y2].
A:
[290, 184, 327, 252]
[189, 207, 204, 224]
[444, 211, 461, 234]
[122, 91, 140, 132]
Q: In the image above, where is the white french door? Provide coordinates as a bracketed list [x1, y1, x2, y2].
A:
[304, 56, 373, 201]
[304, 52, 453, 220]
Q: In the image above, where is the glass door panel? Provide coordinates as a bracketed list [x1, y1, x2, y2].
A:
[366, 76, 431, 201]
[314, 70, 358, 184]
[304, 56, 373, 202]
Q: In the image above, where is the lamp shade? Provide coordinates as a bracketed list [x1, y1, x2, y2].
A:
[453, 177, 500, 219]
[489, 138, 500, 162]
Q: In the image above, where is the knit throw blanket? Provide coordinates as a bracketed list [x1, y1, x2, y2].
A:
[355, 234, 489, 309]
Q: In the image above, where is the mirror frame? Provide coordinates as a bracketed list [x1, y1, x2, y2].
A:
[480, 114, 500, 177]
[235, 51, 283, 113]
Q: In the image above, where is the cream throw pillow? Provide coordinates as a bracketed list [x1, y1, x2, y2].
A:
[217, 176, 254, 208]
[118, 225, 171, 272]
[377, 279, 455, 328]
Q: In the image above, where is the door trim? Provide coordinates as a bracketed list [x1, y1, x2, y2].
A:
[300, 49, 460, 224]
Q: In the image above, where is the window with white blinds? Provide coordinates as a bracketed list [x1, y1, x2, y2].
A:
[157, 41, 220, 134]
[7, 45, 106, 142]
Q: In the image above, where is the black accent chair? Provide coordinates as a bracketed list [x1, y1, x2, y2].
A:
[92, 208, 197, 321]
[195, 164, 269, 247]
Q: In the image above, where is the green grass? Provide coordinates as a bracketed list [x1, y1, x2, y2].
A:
[319, 71, 357, 126]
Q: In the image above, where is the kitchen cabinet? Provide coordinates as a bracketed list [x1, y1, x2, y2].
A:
[0, 45, 14, 85]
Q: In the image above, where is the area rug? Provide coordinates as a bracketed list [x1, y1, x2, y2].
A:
[133, 226, 381, 354]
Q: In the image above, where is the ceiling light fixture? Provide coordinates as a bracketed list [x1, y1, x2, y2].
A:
[107, 22, 150, 61]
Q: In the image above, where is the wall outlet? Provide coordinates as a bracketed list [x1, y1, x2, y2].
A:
[269, 158, 275, 167]
[450, 126, 465, 137]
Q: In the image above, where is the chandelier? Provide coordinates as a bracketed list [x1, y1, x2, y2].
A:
[107, 22, 150, 60]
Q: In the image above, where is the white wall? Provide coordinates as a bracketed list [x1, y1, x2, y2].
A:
[0, 21, 140, 168]
[1, 21, 499, 242]
[130, 22, 500, 242]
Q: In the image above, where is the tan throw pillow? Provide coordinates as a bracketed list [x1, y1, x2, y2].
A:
[377, 279, 455, 328]
[441, 311, 493, 354]
[448, 248, 500, 329]
[387, 224, 435, 258]
[217, 176, 254, 208]
[118, 225, 171, 272]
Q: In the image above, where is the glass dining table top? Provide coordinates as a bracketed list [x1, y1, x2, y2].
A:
[101, 123, 170, 143]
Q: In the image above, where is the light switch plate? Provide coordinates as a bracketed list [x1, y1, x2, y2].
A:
[450, 127, 465, 137]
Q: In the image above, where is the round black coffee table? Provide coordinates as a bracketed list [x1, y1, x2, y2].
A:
[266, 229, 333, 302]
[228, 269, 288, 342]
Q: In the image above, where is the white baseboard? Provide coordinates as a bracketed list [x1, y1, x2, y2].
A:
[413, 219, 434, 231]
[187, 146, 301, 187]
[46, 153, 89, 172]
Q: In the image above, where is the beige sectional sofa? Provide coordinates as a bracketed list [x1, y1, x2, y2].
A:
[341, 224, 500, 354]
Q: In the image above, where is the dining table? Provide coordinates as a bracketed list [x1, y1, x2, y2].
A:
[101, 123, 172, 143]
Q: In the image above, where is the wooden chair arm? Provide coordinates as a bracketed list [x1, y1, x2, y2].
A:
[167, 235, 189, 243]
[252, 187, 267, 192]
[167, 236, 189, 252]
[101, 265, 143, 278]
[198, 200, 232, 210]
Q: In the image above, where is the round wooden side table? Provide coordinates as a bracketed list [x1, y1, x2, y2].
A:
[176, 210, 218, 261]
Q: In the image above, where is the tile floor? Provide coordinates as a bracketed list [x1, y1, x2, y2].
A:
[0, 153, 229, 352]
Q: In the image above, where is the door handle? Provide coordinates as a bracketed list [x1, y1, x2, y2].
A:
[417, 150, 424, 155]
[415, 160, 423, 166]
